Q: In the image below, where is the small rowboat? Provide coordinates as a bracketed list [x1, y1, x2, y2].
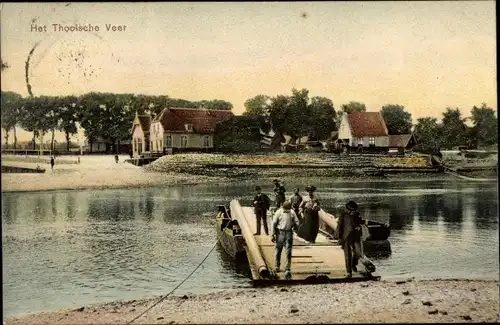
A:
[318, 209, 391, 241]
[215, 205, 246, 260]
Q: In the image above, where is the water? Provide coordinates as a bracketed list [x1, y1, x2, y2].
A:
[2, 180, 498, 317]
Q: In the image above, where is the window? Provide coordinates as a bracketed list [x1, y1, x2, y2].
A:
[181, 135, 188, 148]
[185, 124, 193, 132]
[369, 137, 375, 145]
[151, 141, 153, 151]
[165, 136, 172, 148]
[134, 138, 137, 152]
[357, 137, 363, 146]
[203, 135, 210, 147]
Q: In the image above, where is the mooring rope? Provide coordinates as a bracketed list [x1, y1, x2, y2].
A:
[126, 219, 231, 324]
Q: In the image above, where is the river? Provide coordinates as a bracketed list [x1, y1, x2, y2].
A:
[2, 179, 498, 317]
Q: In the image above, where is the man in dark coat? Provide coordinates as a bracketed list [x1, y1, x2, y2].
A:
[273, 179, 286, 208]
[337, 200, 364, 277]
[289, 188, 303, 219]
[253, 186, 271, 235]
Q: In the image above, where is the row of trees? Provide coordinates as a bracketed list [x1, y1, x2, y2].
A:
[414, 104, 498, 151]
[241, 89, 497, 151]
[1, 91, 233, 152]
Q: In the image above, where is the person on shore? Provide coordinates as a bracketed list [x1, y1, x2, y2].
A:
[289, 188, 303, 219]
[253, 186, 271, 236]
[77, 156, 80, 164]
[297, 185, 321, 243]
[271, 200, 300, 279]
[273, 179, 286, 209]
[337, 200, 364, 278]
[50, 156, 55, 170]
[115, 155, 119, 163]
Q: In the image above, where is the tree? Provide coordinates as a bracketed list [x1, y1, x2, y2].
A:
[57, 96, 79, 152]
[381, 104, 412, 135]
[1, 91, 23, 148]
[243, 95, 270, 117]
[267, 89, 312, 144]
[440, 108, 467, 149]
[337, 101, 366, 129]
[308, 96, 336, 140]
[340, 101, 366, 113]
[196, 99, 233, 110]
[214, 116, 262, 153]
[413, 117, 442, 153]
[77, 92, 108, 152]
[268, 94, 290, 139]
[469, 103, 497, 147]
[286, 88, 312, 143]
[18, 95, 53, 150]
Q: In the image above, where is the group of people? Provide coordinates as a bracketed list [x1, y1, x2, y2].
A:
[252, 180, 365, 278]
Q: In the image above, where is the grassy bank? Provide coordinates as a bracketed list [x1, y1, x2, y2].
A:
[6, 279, 499, 324]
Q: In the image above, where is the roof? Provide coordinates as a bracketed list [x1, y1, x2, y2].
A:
[138, 116, 151, 132]
[389, 134, 414, 148]
[156, 107, 234, 133]
[347, 112, 388, 137]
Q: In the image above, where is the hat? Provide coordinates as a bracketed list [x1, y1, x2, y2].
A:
[255, 186, 261, 191]
[273, 179, 280, 184]
[282, 201, 292, 210]
[346, 201, 358, 211]
[305, 185, 316, 192]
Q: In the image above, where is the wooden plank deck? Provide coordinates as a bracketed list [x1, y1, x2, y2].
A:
[240, 207, 380, 285]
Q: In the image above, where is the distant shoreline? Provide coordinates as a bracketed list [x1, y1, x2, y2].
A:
[2, 153, 494, 193]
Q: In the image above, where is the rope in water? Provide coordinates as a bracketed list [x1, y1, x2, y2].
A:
[126, 219, 231, 324]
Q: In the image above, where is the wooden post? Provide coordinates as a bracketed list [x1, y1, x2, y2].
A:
[229, 200, 270, 278]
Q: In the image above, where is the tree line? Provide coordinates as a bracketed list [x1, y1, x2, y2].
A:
[240, 88, 497, 152]
[1, 91, 233, 152]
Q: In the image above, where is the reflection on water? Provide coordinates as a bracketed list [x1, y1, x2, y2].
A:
[2, 180, 498, 317]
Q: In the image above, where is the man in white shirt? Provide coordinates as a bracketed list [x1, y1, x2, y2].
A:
[271, 201, 300, 279]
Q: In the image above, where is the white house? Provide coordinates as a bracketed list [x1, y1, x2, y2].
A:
[131, 113, 151, 157]
[338, 112, 390, 148]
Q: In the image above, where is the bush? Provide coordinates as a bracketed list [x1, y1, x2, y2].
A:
[216, 139, 261, 153]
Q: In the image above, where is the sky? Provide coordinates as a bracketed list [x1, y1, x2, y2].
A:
[0, 1, 497, 143]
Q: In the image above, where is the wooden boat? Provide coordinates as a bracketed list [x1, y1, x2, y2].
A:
[216, 201, 381, 283]
[318, 209, 391, 241]
[216, 205, 246, 260]
[217, 205, 389, 263]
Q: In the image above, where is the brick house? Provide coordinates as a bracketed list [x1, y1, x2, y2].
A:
[149, 107, 234, 153]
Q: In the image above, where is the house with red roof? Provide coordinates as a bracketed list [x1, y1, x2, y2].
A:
[148, 107, 234, 154]
[337, 111, 417, 153]
[338, 112, 390, 151]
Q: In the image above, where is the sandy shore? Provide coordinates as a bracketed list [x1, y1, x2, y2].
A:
[1, 155, 230, 192]
[6, 279, 499, 324]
